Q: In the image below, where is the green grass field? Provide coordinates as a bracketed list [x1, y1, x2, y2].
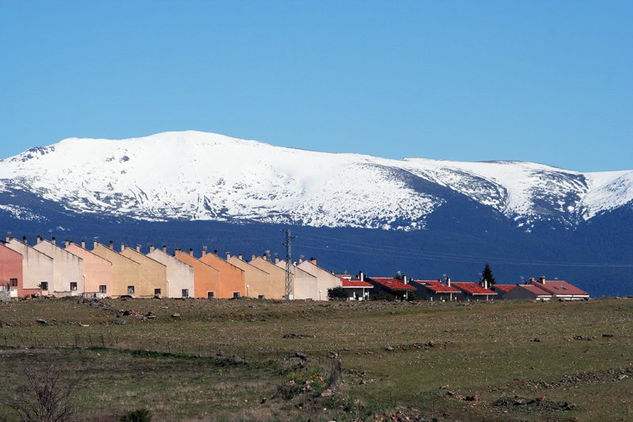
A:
[0, 297, 631, 421]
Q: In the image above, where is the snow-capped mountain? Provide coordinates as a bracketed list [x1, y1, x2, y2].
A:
[0, 130, 631, 231]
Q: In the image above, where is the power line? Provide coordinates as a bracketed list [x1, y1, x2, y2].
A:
[292, 232, 633, 269]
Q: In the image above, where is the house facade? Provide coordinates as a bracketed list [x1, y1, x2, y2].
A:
[174, 249, 221, 298]
[227, 254, 282, 299]
[451, 281, 498, 301]
[275, 259, 319, 300]
[121, 245, 168, 298]
[249, 256, 290, 299]
[366, 276, 416, 300]
[412, 279, 461, 301]
[6, 237, 53, 295]
[33, 238, 84, 296]
[147, 246, 195, 298]
[92, 242, 140, 297]
[504, 283, 552, 301]
[297, 258, 341, 301]
[338, 274, 373, 301]
[199, 249, 245, 299]
[530, 277, 589, 301]
[0, 242, 23, 297]
[65, 241, 113, 297]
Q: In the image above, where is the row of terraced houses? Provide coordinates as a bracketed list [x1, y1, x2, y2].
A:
[0, 235, 589, 301]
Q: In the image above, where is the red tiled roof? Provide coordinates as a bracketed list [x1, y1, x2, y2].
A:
[493, 284, 516, 293]
[532, 280, 588, 296]
[340, 278, 373, 288]
[451, 282, 497, 295]
[414, 280, 461, 293]
[368, 277, 416, 291]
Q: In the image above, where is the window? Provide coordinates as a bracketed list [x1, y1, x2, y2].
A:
[9, 278, 18, 287]
[207, 291, 214, 299]
[98, 285, 107, 294]
[154, 288, 161, 296]
[70, 282, 77, 291]
[233, 292, 240, 299]
[127, 286, 135, 294]
[40, 282, 48, 291]
[181, 289, 189, 298]
[258, 295, 264, 300]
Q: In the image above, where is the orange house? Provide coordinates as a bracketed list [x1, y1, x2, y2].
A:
[199, 249, 246, 299]
[174, 250, 221, 299]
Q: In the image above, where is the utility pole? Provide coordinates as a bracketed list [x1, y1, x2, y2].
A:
[282, 228, 295, 300]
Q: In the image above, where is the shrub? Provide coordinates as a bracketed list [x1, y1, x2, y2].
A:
[328, 287, 347, 300]
[119, 408, 152, 422]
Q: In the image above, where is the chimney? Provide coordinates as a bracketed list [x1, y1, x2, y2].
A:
[22, 236, 28, 245]
[51, 236, 56, 245]
[214, 249, 218, 256]
[445, 276, 451, 287]
[482, 279, 488, 289]
[238, 254, 243, 260]
[403, 275, 408, 284]
[251, 254, 256, 261]
[64, 239, 70, 248]
[136, 244, 141, 253]
[109, 241, 114, 250]
[189, 248, 194, 257]
[529, 276, 536, 284]
[162, 245, 167, 253]
[202, 246, 207, 257]
[37, 235, 42, 244]
[274, 257, 280, 264]
[226, 252, 231, 260]
[149, 244, 155, 253]
[539, 275, 546, 284]
[310, 257, 317, 266]
[298, 257, 303, 264]
[121, 242, 126, 252]
[81, 240, 86, 249]
[359, 271, 364, 282]
[5, 234, 10, 243]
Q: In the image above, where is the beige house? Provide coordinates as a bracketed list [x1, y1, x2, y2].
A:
[147, 246, 194, 298]
[248, 256, 290, 299]
[92, 242, 140, 297]
[275, 259, 319, 300]
[65, 241, 113, 297]
[297, 258, 341, 301]
[227, 253, 283, 299]
[121, 245, 168, 298]
[6, 236, 54, 294]
[33, 237, 84, 296]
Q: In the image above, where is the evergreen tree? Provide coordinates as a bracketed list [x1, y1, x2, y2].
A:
[481, 264, 496, 286]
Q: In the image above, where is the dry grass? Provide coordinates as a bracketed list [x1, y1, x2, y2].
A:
[0, 297, 631, 421]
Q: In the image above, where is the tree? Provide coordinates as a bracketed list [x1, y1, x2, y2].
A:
[481, 264, 496, 286]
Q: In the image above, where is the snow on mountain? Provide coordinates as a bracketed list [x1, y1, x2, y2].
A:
[0, 130, 631, 230]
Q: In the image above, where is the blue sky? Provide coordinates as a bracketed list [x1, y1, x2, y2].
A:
[1, 1, 631, 171]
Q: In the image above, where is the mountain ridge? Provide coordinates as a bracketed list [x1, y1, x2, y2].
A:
[0, 130, 631, 231]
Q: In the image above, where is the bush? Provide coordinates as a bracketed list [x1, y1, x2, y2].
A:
[328, 287, 347, 300]
[120, 408, 152, 422]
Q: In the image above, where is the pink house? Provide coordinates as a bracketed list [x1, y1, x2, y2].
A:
[0, 243, 24, 297]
